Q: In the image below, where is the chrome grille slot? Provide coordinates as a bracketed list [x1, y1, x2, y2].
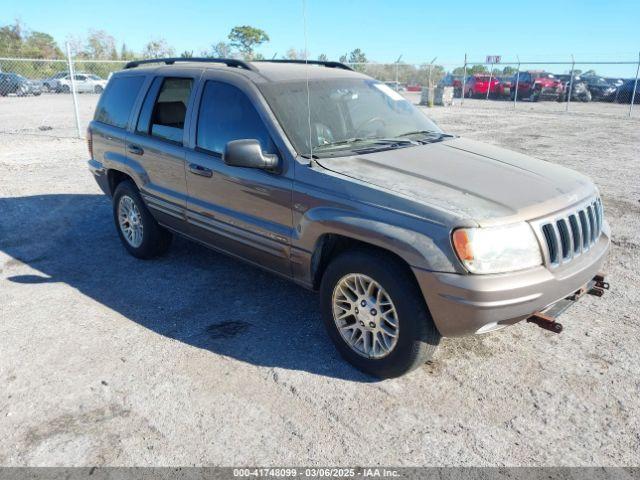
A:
[568, 215, 581, 254]
[557, 219, 571, 260]
[537, 197, 604, 268]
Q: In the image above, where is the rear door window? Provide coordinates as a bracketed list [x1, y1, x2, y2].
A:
[196, 81, 274, 155]
[94, 76, 145, 129]
[144, 77, 193, 144]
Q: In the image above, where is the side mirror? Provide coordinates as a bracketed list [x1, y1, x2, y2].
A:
[223, 139, 279, 172]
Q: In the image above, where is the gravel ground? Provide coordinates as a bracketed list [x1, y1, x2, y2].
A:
[0, 95, 639, 467]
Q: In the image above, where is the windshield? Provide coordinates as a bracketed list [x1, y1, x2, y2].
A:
[259, 78, 442, 157]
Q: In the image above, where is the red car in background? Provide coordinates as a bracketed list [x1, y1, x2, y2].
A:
[464, 74, 500, 98]
[511, 71, 564, 101]
[494, 77, 513, 99]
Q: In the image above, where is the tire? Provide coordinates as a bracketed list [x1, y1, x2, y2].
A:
[62, 85, 70, 93]
[95, 85, 104, 94]
[320, 249, 441, 378]
[112, 180, 172, 259]
[466, 88, 473, 99]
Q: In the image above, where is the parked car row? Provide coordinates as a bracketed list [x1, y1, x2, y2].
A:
[439, 71, 639, 104]
[0, 72, 42, 96]
[0, 71, 108, 96]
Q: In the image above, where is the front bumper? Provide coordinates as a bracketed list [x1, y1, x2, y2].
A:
[413, 229, 610, 337]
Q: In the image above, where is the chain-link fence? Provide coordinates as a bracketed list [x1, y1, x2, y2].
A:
[0, 56, 126, 138]
[1, 54, 638, 139]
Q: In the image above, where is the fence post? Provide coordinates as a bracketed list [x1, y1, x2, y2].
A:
[65, 42, 82, 139]
[629, 51, 639, 117]
[461, 53, 467, 105]
[486, 61, 494, 100]
[513, 56, 520, 109]
[566, 54, 575, 112]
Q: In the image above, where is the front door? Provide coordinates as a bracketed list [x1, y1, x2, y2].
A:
[185, 79, 293, 276]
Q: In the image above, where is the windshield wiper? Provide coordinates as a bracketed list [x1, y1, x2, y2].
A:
[398, 131, 454, 143]
[314, 137, 416, 152]
[314, 138, 369, 151]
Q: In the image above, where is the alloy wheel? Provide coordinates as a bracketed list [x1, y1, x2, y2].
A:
[118, 195, 144, 248]
[332, 273, 399, 359]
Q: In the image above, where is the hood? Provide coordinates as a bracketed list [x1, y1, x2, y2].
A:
[316, 137, 596, 226]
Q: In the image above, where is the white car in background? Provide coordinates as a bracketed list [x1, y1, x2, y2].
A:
[58, 74, 108, 94]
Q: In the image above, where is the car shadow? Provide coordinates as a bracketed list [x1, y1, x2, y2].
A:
[0, 194, 374, 382]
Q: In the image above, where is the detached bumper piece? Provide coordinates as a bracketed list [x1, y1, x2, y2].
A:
[527, 273, 609, 334]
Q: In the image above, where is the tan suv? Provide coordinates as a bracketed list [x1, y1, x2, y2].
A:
[88, 58, 610, 378]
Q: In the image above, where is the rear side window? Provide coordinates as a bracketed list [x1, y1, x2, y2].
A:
[94, 76, 145, 129]
[135, 77, 193, 144]
[196, 81, 274, 155]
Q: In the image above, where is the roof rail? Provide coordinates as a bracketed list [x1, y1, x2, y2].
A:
[123, 57, 256, 71]
[253, 59, 353, 71]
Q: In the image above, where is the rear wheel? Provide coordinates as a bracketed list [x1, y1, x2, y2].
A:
[320, 249, 441, 378]
[94, 85, 104, 94]
[112, 180, 172, 259]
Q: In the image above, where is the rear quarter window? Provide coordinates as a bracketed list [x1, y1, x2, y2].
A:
[94, 76, 145, 129]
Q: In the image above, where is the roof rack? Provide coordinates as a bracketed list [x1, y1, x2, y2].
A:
[123, 57, 256, 71]
[253, 59, 353, 71]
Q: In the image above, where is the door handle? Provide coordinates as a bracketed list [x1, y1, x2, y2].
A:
[127, 144, 144, 155]
[188, 163, 213, 178]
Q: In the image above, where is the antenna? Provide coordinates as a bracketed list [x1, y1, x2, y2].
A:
[302, 0, 314, 163]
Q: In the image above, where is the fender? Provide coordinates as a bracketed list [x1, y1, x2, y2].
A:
[291, 206, 461, 286]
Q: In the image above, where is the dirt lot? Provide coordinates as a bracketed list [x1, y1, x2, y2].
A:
[1, 95, 639, 466]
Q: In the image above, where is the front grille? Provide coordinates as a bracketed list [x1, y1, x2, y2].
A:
[538, 197, 604, 268]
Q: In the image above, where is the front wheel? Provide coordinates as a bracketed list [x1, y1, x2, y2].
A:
[112, 180, 172, 259]
[320, 249, 441, 378]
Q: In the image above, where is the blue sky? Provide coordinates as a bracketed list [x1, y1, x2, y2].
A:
[5, 0, 640, 75]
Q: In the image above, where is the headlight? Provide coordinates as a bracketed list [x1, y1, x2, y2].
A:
[452, 223, 542, 274]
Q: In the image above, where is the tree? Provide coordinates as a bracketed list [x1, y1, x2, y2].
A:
[501, 66, 517, 76]
[348, 48, 367, 64]
[210, 41, 233, 58]
[142, 38, 175, 59]
[22, 31, 62, 58]
[318, 53, 328, 62]
[120, 43, 136, 61]
[228, 25, 269, 59]
[285, 48, 306, 60]
[0, 21, 24, 57]
[347, 48, 367, 72]
[180, 50, 194, 58]
[452, 64, 488, 75]
[86, 30, 117, 59]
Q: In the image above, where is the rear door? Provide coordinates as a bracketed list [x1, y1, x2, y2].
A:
[184, 74, 294, 276]
[126, 73, 198, 230]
